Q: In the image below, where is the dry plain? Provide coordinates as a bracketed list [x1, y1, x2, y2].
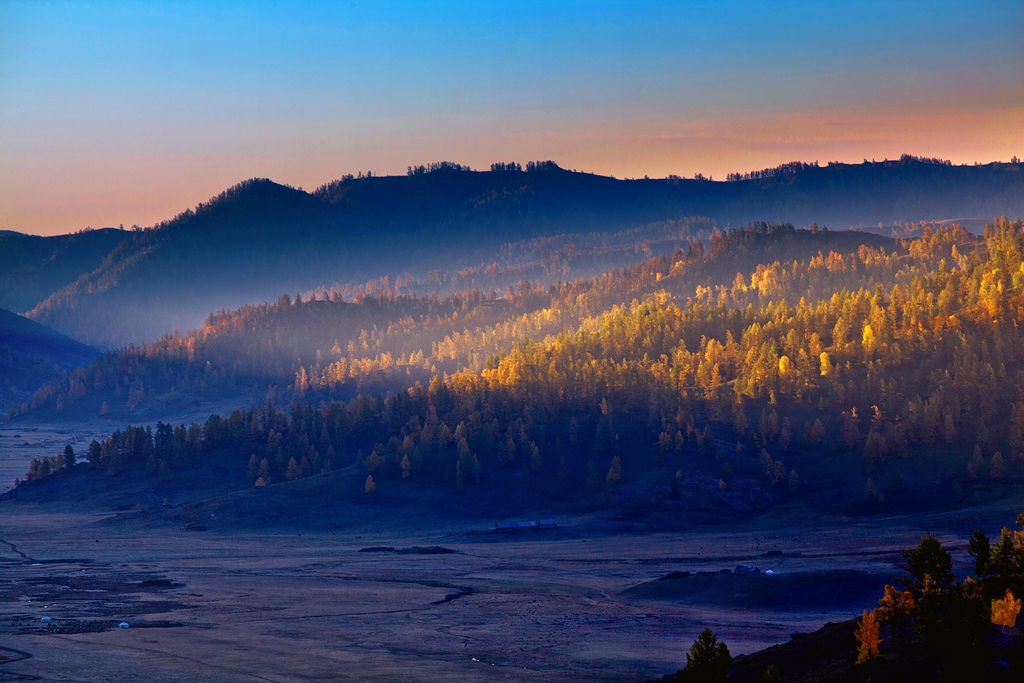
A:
[2, 489, 1018, 682]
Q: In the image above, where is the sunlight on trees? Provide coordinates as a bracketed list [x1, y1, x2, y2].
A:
[854, 609, 881, 663]
[991, 589, 1021, 627]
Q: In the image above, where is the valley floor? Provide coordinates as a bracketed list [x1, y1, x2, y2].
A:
[1, 496, 1017, 682]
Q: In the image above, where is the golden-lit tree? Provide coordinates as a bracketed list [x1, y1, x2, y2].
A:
[876, 584, 915, 621]
[854, 609, 881, 663]
[991, 589, 1021, 627]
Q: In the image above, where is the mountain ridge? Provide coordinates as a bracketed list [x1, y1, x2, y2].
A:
[14, 157, 1024, 347]
[0, 228, 133, 314]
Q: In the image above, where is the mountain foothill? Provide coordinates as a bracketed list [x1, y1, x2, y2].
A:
[4, 157, 1024, 679]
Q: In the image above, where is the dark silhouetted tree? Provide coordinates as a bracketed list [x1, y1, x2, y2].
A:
[683, 628, 731, 682]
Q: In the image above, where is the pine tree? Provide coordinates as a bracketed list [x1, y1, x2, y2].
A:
[967, 445, 984, 480]
[865, 478, 878, 502]
[991, 451, 1005, 480]
[87, 440, 102, 464]
[902, 535, 956, 595]
[529, 441, 542, 471]
[367, 450, 381, 473]
[841, 409, 860, 448]
[247, 454, 260, 482]
[683, 628, 731, 682]
[967, 530, 991, 577]
[605, 455, 622, 489]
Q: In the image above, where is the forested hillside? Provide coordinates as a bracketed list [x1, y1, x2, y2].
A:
[15, 224, 889, 416]
[23, 157, 1024, 347]
[0, 309, 100, 410]
[0, 228, 131, 313]
[17, 219, 1024, 516]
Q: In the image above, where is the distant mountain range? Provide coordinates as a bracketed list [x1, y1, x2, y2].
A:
[6, 156, 1023, 348]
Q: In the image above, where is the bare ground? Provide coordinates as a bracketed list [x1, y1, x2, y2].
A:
[2, 411, 1021, 681]
[1, 495, 1019, 682]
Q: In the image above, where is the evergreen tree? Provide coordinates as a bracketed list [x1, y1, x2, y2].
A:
[902, 535, 956, 595]
[683, 628, 731, 682]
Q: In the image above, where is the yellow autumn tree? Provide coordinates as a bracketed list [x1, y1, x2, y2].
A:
[605, 455, 622, 489]
[366, 449, 381, 473]
[855, 609, 881, 663]
[991, 589, 1021, 627]
[364, 474, 377, 494]
[819, 351, 832, 377]
[876, 584, 915, 621]
[861, 324, 876, 355]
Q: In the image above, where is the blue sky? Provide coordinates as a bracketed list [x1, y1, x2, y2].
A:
[1, 1, 1021, 235]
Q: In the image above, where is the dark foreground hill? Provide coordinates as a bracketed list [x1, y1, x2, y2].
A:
[0, 309, 98, 368]
[660, 616, 1023, 682]
[19, 157, 1024, 347]
[0, 309, 100, 411]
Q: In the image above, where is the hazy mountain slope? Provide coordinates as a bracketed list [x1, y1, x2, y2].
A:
[28, 181, 347, 348]
[316, 158, 1024, 235]
[19, 221, 1024, 523]
[724, 158, 1024, 226]
[0, 308, 101, 412]
[0, 228, 132, 313]
[25, 158, 1024, 348]
[0, 308, 99, 367]
[13, 225, 906, 423]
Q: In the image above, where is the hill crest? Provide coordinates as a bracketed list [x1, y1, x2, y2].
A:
[13, 157, 1024, 347]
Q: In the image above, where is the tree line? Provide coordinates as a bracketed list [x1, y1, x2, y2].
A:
[18, 219, 1024, 502]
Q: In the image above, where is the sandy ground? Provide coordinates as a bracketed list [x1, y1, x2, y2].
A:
[1, 496, 1017, 683]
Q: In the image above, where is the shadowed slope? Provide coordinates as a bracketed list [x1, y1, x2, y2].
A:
[25, 159, 1024, 347]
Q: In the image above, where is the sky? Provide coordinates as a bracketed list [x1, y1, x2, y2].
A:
[1, 1, 1021, 236]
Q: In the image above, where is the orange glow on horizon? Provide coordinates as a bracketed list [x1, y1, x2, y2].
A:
[3, 102, 1021, 237]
